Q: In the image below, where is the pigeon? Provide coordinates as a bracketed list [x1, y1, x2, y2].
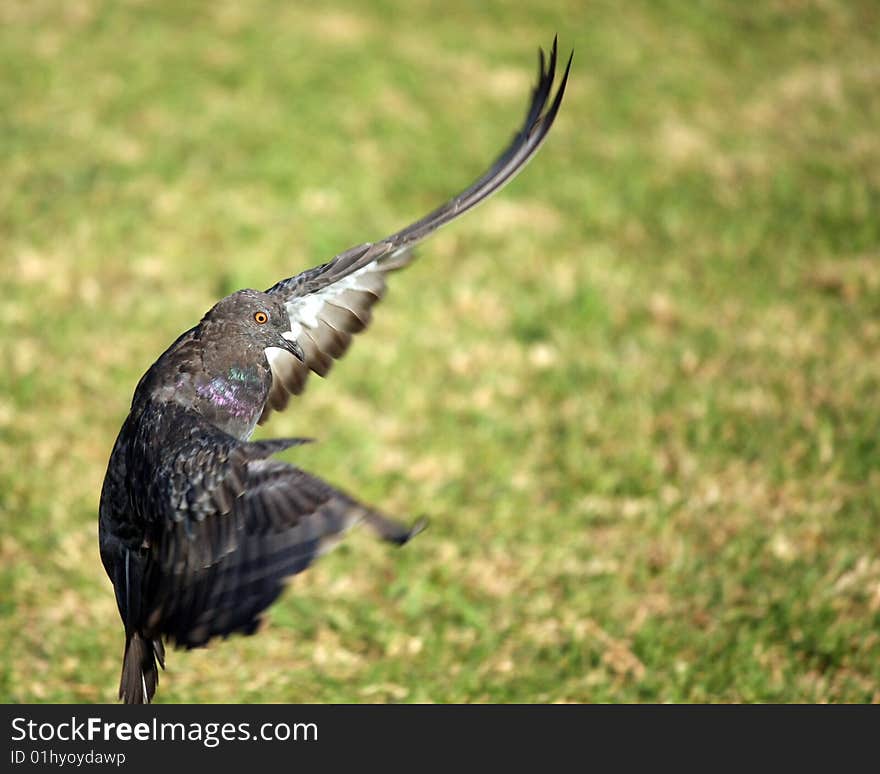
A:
[99, 38, 571, 704]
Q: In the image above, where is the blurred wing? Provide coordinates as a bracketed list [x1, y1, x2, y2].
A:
[262, 37, 572, 421]
[145, 434, 424, 649]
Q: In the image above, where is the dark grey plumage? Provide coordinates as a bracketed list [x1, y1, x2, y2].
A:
[99, 39, 571, 704]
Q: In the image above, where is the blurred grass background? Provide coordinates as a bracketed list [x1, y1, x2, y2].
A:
[1, 0, 879, 703]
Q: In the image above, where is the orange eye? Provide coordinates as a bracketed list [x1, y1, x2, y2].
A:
[254, 311, 269, 324]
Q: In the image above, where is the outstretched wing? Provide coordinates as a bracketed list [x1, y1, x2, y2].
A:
[137, 422, 424, 649]
[261, 37, 572, 421]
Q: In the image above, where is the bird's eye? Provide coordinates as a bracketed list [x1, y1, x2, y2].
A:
[254, 311, 269, 324]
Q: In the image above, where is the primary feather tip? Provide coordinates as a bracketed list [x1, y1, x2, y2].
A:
[399, 516, 429, 545]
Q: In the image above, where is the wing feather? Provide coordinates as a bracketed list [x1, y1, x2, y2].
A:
[261, 38, 572, 422]
[143, 429, 424, 649]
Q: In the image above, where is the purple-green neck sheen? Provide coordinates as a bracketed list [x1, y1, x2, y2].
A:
[191, 365, 266, 438]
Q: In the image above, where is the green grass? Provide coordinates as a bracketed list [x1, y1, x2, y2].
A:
[2, 0, 879, 703]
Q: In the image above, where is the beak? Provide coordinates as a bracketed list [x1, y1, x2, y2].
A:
[278, 333, 305, 363]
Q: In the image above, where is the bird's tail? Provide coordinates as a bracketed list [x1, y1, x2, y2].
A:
[119, 632, 164, 704]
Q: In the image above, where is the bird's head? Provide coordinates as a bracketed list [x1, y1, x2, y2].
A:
[202, 289, 304, 363]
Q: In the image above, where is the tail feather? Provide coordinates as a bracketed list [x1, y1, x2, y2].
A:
[119, 632, 162, 704]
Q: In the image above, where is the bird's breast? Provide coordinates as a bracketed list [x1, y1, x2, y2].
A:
[188, 364, 269, 439]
